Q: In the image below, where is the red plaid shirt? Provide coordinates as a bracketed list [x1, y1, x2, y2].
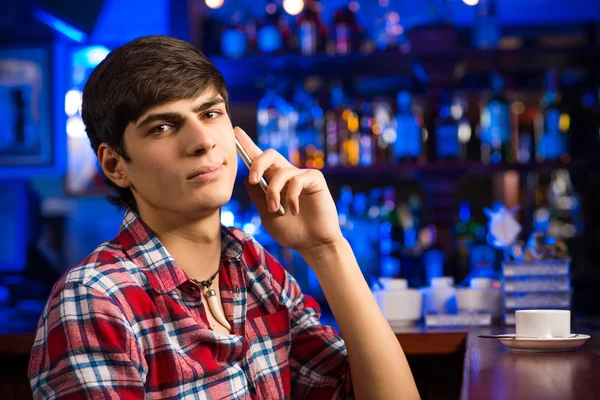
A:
[29, 210, 353, 399]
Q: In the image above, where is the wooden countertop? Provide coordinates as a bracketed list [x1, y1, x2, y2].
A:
[461, 332, 600, 400]
[4, 324, 600, 400]
[0, 329, 470, 357]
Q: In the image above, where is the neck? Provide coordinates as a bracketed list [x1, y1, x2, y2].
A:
[137, 205, 223, 281]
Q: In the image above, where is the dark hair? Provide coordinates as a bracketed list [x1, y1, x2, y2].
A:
[82, 35, 230, 212]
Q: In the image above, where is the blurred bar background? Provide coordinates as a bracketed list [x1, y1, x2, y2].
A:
[0, 0, 600, 397]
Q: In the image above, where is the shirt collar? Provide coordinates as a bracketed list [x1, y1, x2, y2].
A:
[117, 209, 244, 294]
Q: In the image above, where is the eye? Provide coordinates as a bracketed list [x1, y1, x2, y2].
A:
[202, 110, 223, 120]
[148, 124, 173, 135]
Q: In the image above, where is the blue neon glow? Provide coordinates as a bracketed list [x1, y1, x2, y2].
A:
[404, 227, 417, 249]
[381, 256, 401, 277]
[221, 29, 247, 58]
[311, 106, 324, 120]
[242, 223, 256, 235]
[459, 200, 471, 222]
[380, 240, 392, 254]
[34, 9, 87, 43]
[380, 221, 392, 236]
[220, 210, 235, 226]
[257, 25, 283, 54]
[73, 46, 110, 68]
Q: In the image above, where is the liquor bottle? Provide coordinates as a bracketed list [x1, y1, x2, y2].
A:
[342, 100, 361, 167]
[454, 200, 481, 281]
[350, 192, 380, 283]
[535, 69, 570, 162]
[421, 225, 444, 288]
[337, 185, 353, 232]
[368, 187, 382, 221]
[408, 193, 424, 249]
[257, 5, 288, 54]
[379, 186, 401, 277]
[220, 11, 248, 58]
[455, 94, 472, 161]
[393, 91, 425, 164]
[373, 101, 394, 165]
[548, 170, 584, 240]
[372, 1, 404, 52]
[468, 227, 498, 281]
[256, 80, 297, 161]
[330, 3, 361, 55]
[435, 91, 460, 160]
[325, 83, 351, 167]
[473, 0, 500, 49]
[358, 101, 374, 167]
[480, 74, 512, 164]
[296, 0, 327, 55]
[291, 83, 325, 168]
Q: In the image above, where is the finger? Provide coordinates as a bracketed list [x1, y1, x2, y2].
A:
[285, 170, 322, 216]
[266, 168, 305, 213]
[234, 126, 262, 160]
[244, 178, 286, 218]
[250, 148, 293, 184]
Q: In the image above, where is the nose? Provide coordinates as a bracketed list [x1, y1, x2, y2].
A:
[184, 118, 216, 156]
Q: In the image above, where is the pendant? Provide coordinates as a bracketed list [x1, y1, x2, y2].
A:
[205, 288, 232, 331]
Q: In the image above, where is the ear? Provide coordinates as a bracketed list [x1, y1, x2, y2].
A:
[97, 143, 132, 189]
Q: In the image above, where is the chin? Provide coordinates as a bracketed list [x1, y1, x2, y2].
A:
[191, 187, 233, 212]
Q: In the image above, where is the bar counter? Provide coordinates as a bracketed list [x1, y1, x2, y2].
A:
[461, 332, 600, 400]
[1, 322, 598, 399]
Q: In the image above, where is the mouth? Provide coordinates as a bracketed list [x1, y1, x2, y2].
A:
[187, 163, 224, 182]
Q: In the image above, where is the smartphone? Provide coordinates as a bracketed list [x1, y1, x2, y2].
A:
[235, 138, 286, 216]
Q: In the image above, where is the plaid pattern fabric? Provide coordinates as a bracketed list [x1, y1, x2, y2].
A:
[29, 210, 353, 399]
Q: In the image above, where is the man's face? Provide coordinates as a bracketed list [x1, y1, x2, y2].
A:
[120, 89, 237, 217]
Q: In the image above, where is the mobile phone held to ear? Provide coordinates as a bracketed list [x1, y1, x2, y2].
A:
[235, 138, 286, 216]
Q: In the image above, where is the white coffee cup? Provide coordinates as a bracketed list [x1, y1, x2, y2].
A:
[515, 309, 571, 338]
[379, 278, 408, 291]
[374, 279, 422, 325]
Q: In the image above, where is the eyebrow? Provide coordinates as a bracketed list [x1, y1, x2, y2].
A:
[136, 97, 226, 129]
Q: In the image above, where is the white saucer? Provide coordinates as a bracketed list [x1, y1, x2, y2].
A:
[499, 334, 591, 353]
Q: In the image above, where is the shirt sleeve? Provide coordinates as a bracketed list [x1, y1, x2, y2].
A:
[28, 282, 146, 400]
[263, 247, 354, 399]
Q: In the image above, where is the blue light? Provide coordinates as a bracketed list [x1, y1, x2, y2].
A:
[381, 256, 401, 277]
[423, 249, 445, 286]
[491, 152, 502, 164]
[582, 93, 596, 109]
[459, 200, 471, 222]
[242, 223, 256, 235]
[221, 29, 247, 58]
[380, 221, 392, 236]
[380, 240, 392, 255]
[311, 106, 323, 120]
[73, 46, 110, 68]
[257, 25, 283, 54]
[34, 9, 87, 43]
[220, 210, 235, 226]
[404, 227, 416, 249]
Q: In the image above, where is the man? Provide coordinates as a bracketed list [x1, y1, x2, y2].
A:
[28, 36, 419, 399]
